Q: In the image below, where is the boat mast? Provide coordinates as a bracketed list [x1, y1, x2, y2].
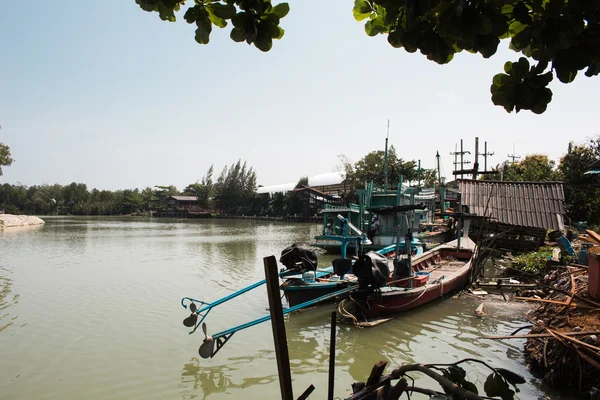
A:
[384, 120, 389, 189]
[436, 151, 441, 184]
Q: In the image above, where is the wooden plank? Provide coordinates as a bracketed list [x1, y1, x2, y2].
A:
[514, 297, 572, 305]
[586, 230, 600, 244]
[481, 331, 600, 339]
[264, 256, 294, 400]
[477, 282, 538, 288]
[366, 361, 388, 387]
[579, 236, 600, 245]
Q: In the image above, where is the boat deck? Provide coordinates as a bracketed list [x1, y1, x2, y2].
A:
[381, 237, 475, 293]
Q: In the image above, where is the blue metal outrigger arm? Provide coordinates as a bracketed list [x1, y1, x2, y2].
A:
[198, 284, 360, 359]
[181, 268, 298, 334]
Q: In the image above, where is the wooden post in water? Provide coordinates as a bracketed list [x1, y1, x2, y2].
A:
[328, 311, 337, 400]
[264, 255, 294, 400]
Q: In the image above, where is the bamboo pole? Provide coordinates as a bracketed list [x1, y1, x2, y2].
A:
[481, 331, 600, 340]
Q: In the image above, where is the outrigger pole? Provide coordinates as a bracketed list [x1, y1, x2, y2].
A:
[181, 268, 299, 334]
[197, 285, 360, 359]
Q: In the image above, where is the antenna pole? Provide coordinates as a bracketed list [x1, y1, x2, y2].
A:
[384, 120, 389, 189]
[507, 143, 521, 164]
[436, 151, 441, 184]
[483, 141, 495, 171]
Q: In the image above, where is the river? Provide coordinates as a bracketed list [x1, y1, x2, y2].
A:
[0, 217, 572, 399]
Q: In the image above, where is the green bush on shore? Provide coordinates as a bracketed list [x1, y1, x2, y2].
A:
[511, 247, 554, 274]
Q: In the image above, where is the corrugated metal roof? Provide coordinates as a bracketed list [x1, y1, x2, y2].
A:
[170, 196, 198, 201]
[457, 179, 565, 230]
[256, 171, 345, 194]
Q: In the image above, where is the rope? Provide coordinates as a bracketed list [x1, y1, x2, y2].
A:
[338, 299, 363, 329]
[371, 286, 429, 310]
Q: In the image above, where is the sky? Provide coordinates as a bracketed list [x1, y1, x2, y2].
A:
[1, 1, 598, 191]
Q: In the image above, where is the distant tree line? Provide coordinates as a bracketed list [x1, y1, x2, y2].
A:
[3, 139, 598, 225]
[0, 160, 258, 216]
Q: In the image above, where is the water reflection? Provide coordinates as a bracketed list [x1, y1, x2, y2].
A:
[0, 266, 16, 333]
[0, 224, 45, 236]
[0, 217, 573, 400]
[180, 354, 278, 400]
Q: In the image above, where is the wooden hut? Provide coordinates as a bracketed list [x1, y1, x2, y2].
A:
[456, 179, 565, 251]
[157, 196, 211, 218]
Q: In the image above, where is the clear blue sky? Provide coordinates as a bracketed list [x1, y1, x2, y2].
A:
[1, 1, 598, 190]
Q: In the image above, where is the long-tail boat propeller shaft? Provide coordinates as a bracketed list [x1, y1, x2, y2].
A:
[182, 302, 198, 327]
[181, 268, 297, 334]
[198, 322, 216, 359]
[196, 285, 359, 359]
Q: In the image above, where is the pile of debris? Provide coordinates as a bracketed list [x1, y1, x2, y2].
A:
[519, 264, 600, 394]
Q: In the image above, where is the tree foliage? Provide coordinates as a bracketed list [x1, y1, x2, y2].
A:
[212, 159, 257, 214]
[559, 138, 600, 224]
[343, 145, 418, 190]
[354, 0, 600, 114]
[136, 0, 600, 113]
[484, 154, 561, 181]
[183, 164, 214, 208]
[135, 0, 289, 51]
[0, 141, 14, 176]
[0, 161, 258, 216]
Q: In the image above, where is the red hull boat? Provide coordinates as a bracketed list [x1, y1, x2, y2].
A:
[343, 237, 476, 321]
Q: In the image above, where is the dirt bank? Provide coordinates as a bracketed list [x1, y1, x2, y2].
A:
[0, 214, 45, 228]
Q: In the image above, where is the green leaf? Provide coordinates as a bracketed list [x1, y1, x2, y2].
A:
[585, 62, 600, 77]
[448, 366, 466, 380]
[272, 3, 290, 18]
[231, 12, 247, 28]
[264, 22, 284, 39]
[230, 26, 246, 42]
[491, 82, 516, 112]
[265, 13, 280, 25]
[496, 368, 526, 385]
[463, 380, 479, 395]
[476, 15, 492, 36]
[353, 0, 372, 21]
[207, 10, 227, 28]
[364, 16, 386, 36]
[387, 27, 404, 48]
[195, 16, 212, 44]
[255, 29, 273, 52]
[157, 1, 179, 22]
[556, 68, 577, 83]
[184, 5, 202, 24]
[493, 73, 509, 86]
[513, 2, 531, 24]
[504, 61, 514, 74]
[207, 3, 237, 19]
[484, 373, 515, 400]
[511, 27, 532, 50]
[512, 57, 530, 78]
[478, 35, 500, 58]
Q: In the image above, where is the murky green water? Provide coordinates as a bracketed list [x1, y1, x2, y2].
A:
[0, 217, 571, 399]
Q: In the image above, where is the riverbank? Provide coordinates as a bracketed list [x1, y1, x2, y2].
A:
[0, 214, 45, 228]
[211, 214, 321, 223]
[495, 235, 600, 397]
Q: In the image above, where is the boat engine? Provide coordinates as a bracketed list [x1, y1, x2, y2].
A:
[353, 251, 389, 288]
[332, 258, 353, 276]
[392, 257, 412, 281]
[279, 243, 318, 271]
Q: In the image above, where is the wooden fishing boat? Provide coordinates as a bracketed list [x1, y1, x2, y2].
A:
[283, 204, 433, 307]
[280, 244, 400, 307]
[341, 236, 476, 322]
